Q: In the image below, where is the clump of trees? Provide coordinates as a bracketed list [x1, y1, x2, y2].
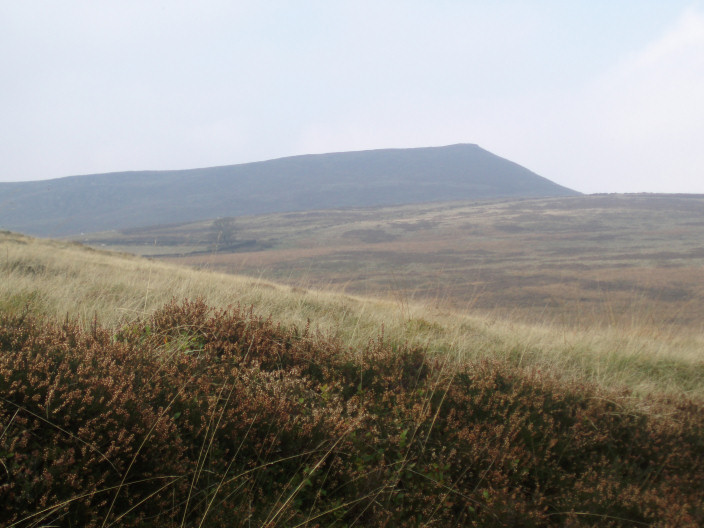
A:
[211, 217, 237, 250]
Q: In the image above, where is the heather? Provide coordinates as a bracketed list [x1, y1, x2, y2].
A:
[3, 231, 702, 401]
[2, 300, 702, 527]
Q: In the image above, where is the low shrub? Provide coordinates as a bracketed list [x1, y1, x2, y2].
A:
[1, 299, 702, 526]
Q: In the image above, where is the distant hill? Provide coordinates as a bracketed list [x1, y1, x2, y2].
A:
[0, 144, 579, 236]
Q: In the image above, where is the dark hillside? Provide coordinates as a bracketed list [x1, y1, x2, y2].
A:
[0, 144, 578, 236]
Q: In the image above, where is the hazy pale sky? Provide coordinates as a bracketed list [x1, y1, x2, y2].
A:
[1, 1, 703, 193]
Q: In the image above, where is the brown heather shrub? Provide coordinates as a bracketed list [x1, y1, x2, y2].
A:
[1, 299, 703, 527]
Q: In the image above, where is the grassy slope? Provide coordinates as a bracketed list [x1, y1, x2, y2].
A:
[80, 194, 704, 331]
[3, 301, 702, 527]
[2, 230, 702, 400]
[2, 230, 704, 526]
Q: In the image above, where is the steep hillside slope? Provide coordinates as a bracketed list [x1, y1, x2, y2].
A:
[0, 144, 578, 236]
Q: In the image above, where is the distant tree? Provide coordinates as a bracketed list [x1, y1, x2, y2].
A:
[211, 217, 237, 249]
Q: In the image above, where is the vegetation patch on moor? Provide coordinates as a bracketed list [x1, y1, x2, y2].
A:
[1, 300, 703, 527]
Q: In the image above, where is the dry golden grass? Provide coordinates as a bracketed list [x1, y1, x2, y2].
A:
[2, 230, 702, 401]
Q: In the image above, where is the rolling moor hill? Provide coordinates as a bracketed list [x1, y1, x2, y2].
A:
[0, 144, 578, 236]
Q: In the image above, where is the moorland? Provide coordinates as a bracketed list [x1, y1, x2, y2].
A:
[81, 193, 704, 330]
[2, 146, 703, 527]
[2, 214, 703, 526]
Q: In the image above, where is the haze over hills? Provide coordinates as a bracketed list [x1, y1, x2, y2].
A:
[0, 144, 578, 237]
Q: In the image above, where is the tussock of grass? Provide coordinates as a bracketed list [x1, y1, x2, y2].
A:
[2, 300, 703, 527]
[1, 231, 701, 400]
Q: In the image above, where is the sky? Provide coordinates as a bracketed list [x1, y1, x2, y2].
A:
[1, 1, 703, 194]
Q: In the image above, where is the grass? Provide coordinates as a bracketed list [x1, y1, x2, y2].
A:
[2, 230, 702, 401]
[2, 299, 703, 526]
[76, 194, 704, 331]
[2, 230, 704, 526]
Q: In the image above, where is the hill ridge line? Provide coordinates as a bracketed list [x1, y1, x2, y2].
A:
[0, 144, 579, 236]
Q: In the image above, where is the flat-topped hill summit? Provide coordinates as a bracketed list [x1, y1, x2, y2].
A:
[0, 144, 578, 236]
